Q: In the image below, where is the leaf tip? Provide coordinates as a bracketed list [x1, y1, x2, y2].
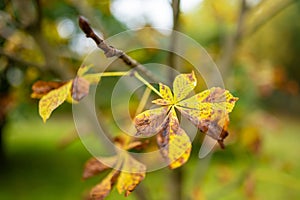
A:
[40, 112, 49, 123]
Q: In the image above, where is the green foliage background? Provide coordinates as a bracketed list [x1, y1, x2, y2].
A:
[0, 0, 300, 199]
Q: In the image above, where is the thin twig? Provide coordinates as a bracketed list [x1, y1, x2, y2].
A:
[78, 16, 159, 83]
[133, 71, 163, 98]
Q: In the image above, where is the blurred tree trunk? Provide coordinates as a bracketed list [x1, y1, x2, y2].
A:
[168, 1, 184, 200]
[170, 167, 183, 200]
[0, 72, 10, 168]
[0, 115, 6, 167]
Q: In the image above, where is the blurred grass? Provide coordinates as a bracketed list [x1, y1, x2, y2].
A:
[0, 114, 300, 200]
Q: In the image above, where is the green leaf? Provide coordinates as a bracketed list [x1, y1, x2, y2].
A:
[173, 71, 196, 102]
[39, 81, 73, 122]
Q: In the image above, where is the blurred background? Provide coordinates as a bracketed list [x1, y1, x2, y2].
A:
[0, 0, 300, 199]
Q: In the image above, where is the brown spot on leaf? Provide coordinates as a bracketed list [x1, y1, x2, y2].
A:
[31, 80, 67, 99]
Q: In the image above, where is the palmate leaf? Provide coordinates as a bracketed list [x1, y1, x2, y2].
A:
[134, 106, 192, 169]
[88, 154, 146, 199]
[157, 107, 191, 169]
[134, 71, 238, 166]
[84, 140, 146, 200]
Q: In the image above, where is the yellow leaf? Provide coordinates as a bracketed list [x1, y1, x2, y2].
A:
[157, 107, 191, 169]
[38, 81, 73, 122]
[173, 71, 196, 102]
[31, 80, 67, 99]
[176, 87, 238, 146]
[152, 83, 174, 105]
[134, 106, 170, 136]
[117, 153, 146, 196]
[178, 87, 238, 117]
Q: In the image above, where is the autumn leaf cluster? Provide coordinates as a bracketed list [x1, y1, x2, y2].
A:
[135, 71, 238, 169]
[31, 68, 238, 200]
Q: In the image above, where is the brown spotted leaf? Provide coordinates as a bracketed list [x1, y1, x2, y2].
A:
[31, 80, 67, 99]
[39, 81, 73, 122]
[173, 71, 196, 102]
[85, 139, 147, 200]
[157, 107, 191, 169]
[134, 106, 170, 136]
[152, 83, 174, 105]
[176, 87, 238, 145]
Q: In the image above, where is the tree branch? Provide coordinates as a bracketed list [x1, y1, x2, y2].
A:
[78, 16, 159, 83]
